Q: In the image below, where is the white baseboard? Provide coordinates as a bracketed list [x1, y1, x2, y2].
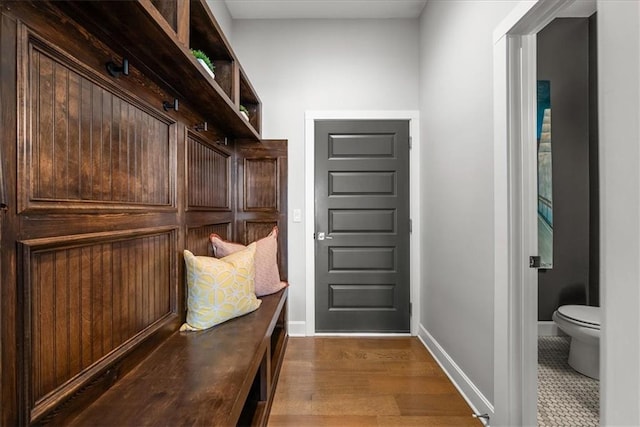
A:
[418, 324, 493, 426]
[288, 321, 307, 337]
[538, 321, 559, 336]
[538, 321, 568, 336]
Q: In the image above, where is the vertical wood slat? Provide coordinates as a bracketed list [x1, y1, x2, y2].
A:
[26, 232, 173, 406]
[25, 44, 172, 209]
[37, 52, 53, 199]
[68, 248, 81, 377]
[176, 0, 190, 46]
[186, 135, 230, 209]
[53, 62, 68, 200]
[67, 72, 80, 200]
[54, 251, 69, 386]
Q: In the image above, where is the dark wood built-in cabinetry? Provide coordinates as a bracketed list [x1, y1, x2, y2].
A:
[0, 1, 287, 425]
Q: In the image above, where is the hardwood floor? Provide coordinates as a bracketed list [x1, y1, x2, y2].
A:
[268, 337, 482, 426]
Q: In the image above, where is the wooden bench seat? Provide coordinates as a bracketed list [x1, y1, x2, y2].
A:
[65, 289, 288, 427]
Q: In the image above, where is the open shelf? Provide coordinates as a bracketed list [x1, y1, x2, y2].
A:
[150, 0, 178, 32]
[240, 68, 262, 135]
[190, 0, 235, 101]
[54, 0, 261, 141]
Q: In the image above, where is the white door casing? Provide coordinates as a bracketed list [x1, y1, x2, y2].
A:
[493, 1, 580, 426]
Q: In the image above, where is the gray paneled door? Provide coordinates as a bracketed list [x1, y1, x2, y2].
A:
[315, 120, 410, 332]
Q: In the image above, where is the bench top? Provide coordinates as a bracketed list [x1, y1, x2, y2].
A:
[67, 289, 288, 426]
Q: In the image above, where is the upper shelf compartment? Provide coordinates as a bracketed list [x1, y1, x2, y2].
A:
[189, 0, 235, 102]
[54, 0, 261, 141]
[149, 0, 189, 44]
[240, 68, 262, 135]
[189, 0, 261, 135]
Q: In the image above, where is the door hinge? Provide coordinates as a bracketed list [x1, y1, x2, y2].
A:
[409, 218, 412, 233]
[529, 256, 541, 268]
[409, 136, 412, 150]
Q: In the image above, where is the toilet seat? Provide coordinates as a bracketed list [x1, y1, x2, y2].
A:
[556, 305, 600, 329]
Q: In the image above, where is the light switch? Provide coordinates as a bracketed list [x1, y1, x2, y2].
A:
[293, 208, 302, 223]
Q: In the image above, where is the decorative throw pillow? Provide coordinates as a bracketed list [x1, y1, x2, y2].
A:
[209, 227, 287, 297]
[180, 244, 261, 332]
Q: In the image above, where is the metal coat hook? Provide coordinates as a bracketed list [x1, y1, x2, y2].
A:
[163, 98, 179, 112]
[106, 58, 129, 77]
[194, 122, 208, 132]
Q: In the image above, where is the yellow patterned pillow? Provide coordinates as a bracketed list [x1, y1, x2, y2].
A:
[180, 244, 261, 331]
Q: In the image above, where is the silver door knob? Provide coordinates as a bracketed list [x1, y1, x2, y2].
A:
[317, 232, 333, 240]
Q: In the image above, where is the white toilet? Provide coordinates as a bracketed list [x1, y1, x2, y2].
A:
[552, 305, 601, 380]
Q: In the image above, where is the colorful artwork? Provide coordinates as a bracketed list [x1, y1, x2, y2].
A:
[537, 80, 553, 268]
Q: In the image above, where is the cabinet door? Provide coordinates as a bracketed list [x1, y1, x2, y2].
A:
[235, 140, 287, 280]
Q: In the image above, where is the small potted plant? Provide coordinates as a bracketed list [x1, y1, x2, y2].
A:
[190, 49, 215, 80]
[239, 105, 250, 121]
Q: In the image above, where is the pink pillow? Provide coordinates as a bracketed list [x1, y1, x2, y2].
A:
[210, 227, 287, 296]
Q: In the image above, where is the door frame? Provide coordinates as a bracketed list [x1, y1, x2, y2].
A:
[304, 111, 421, 336]
[492, 1, 594, 425]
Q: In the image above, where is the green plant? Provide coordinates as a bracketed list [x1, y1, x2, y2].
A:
[190, 49, 215, 73]
[239, 105, 249, 114]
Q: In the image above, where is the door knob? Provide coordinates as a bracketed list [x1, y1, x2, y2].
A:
[317, 232, 333, 241]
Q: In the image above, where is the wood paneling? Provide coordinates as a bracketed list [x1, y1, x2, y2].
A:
[186, 134, 230, 210]
[0, 3, 285, 424]
[186, 223, 231, 256]
[235, 140, 288, 281]
[243, 158, 278, 212]
[21, 229, 175, 419]
[21, 35, 174, 212]
[244, 221, 278, 245]
[150, 0, 178, 32]
[0, 11, 20, 426]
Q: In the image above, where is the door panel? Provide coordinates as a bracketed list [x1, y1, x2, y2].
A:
[315, 120, 410, 332]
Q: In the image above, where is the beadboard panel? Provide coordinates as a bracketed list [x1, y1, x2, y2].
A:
[242, 220, 278, 245]
[20, 228, 176, 420]
[242, 158, 279, 212]
[186, 134, 231, 210]
[186, 222, 231, 256]
[19, 32, 175, 213]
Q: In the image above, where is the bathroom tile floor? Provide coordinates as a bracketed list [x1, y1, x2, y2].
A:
[538, 336, 599, 427]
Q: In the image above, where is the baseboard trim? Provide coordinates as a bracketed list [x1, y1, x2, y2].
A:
[288, 321, 306, 337]
[418, 324, 493, 425]
[538, 321, 564, 336]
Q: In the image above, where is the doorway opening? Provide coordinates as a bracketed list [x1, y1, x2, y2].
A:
[535, 9, 599, 427]
[492, 0, 600, 425]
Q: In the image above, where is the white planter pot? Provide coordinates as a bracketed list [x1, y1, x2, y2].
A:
[196, 58, 215, 80]
[240, 111, 249, 121]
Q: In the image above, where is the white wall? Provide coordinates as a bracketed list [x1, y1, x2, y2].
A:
[231, 19, 420, 328]
[205, 0, 234, 40]
[419, 0, 518, 406]
[598, 1, 640, 424]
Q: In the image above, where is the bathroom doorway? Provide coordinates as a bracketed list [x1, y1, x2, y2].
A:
[492, 0, 603, 425]
[535, 6, 600, 426]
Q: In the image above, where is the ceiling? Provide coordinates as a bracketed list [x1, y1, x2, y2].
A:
[224, 0, 429, 19]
